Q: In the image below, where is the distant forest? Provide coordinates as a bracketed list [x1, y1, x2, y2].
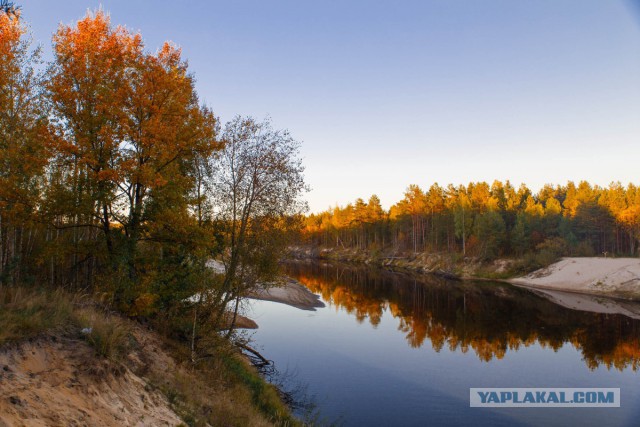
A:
[301, 181, 640, 263]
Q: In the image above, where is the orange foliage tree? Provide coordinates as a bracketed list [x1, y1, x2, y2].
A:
[0, 11, 48, 284]
[44, 11, 221, 307]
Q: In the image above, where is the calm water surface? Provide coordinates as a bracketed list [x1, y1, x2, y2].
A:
[247, 261, 640, 426]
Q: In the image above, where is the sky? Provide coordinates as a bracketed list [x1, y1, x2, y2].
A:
[22, 0, 640, 212]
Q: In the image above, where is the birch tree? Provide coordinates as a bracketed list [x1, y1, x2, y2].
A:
[210, 116, 307, 333]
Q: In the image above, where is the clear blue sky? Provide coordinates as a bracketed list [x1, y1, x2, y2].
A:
[24, 0, 640, 212]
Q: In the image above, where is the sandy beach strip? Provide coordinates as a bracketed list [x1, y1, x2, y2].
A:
[207, 259, 325, 311]
[509, 257, 640, 300]
[246, 278, 325, 311]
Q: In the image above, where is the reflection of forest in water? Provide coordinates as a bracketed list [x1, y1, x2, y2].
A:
[283, 261, 640, 372]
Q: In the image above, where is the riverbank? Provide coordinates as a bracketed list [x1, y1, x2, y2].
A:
[0, 334, 181, 426]
[287, 246, 519, 279]
[208, 258, 325, 311]
[510, 257, 640, 301]
[0, 287, 297, 426]
[247, 278, 325, 311]
[287, 247, 640, 301]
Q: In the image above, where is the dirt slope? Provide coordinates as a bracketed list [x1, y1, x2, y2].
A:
[0, 335, 182, 427]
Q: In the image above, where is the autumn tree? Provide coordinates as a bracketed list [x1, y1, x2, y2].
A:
[116, 42, 219, 287]
[450, 185, 472, 255]
[393, 185, 427, 253]
[366, 195, 386, 247]
[42, 11, 222, 318]
[46, 11, 143, 287]
[0, 9, 47, 285]
[619, 185, 640, 255]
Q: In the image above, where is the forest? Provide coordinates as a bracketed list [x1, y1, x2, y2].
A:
[0, 6, 306, 357]
[301, 181, 640, 266]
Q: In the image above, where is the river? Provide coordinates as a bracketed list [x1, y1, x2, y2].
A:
[246, 261, 640, 426]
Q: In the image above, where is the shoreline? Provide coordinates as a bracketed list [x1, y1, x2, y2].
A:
[285, 249, 640, 302]
[509, 281, 640, 303]
[509, 257, 640, 302]
[287, 246, 518, 280]
[246, 277, 325, 311]
[237, 255, 640, 329]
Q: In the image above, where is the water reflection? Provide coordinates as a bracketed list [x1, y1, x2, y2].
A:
[283, 261, 640, 371]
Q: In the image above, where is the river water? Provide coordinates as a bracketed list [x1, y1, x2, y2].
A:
[246, 261, 640, 426]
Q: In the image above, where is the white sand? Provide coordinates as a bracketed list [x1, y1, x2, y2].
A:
[206, 259, 226, 274]
[510, 257, 640, 300]
[207, 259, 325, 311]
[247, 279, 325, 311]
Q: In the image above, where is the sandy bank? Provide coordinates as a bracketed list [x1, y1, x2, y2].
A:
[247, 278, 325, 311]
[207, 259, 324, 311]
[233, 315, 259, 329]
[510, 257, 640, 300]
[0, 336, 181, 427]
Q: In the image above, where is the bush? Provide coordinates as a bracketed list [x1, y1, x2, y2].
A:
[518, 237, 569, 272]
[573, 241, 595, 257]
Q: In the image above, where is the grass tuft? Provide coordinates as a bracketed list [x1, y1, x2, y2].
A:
[74, 308, 132, 362]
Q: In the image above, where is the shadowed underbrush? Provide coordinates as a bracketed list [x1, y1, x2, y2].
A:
[146, 333, 300, 427]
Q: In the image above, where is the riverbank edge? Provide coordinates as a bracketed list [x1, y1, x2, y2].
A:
[0, 286, 298, 426]
[286, 247, 640, 302]
[508, 257, 640, 302]
[287, 246, 520, 280]
[508, 280, 640, 302]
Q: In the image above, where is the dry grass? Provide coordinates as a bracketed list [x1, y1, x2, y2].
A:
[73, 307, 132, 362]
[0, 286, 298, 426]
[144, 337, 299, 427]
[0, 286, 132, 364]
[0, 286, 75, 345]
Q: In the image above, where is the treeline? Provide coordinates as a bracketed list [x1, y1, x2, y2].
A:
[302, 181, 640, 263]
[0, 8, 305, 356]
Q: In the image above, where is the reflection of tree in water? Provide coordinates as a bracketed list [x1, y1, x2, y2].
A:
[284, 261, 640, 371]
